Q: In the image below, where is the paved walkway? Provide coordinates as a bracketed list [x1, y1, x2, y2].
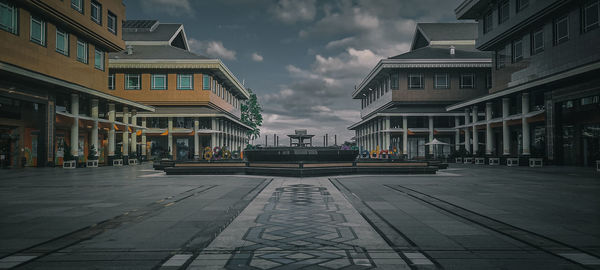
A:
[189, 178, 409, 269]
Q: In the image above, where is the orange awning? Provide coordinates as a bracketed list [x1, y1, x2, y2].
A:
[160, 130, 169, 136]
[136, 130, 142, 136]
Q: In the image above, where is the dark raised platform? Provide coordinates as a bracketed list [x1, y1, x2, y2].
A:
[243, 147, 358, 162]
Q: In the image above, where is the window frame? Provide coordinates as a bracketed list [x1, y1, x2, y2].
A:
[434, 73, 449, 89]
[496, 46, 508, 70]
[498, 0, 510, 25]
[71, 0, 84, 14]
[531, 28, 544, 55]
[177, 74, 194, 90]
[108, 74, 115, 90]
[29, 16, 45, 46]
[151, 74, 168, 90]
[483, 10, 493, 33]
[408, 74, 424, 89]
[107, 11, 117, 35]
[0, 1, 18, 35]
[460, 74, 475, 89]
[90, 0, 102, 25]
[486, 72, 492, 89]
[554, 15, 570, 45]
[512, 38, 523, 62]
[94, 47, 104, 70]
[55, 28, 69, 56]
[124, 74, 141, 90]
[76, 39, 88, 64]
[202, 75, 211, 90]
[516, 0, 529, 12]
[390, 73, 399, 90]
[582, 0, 599, 33]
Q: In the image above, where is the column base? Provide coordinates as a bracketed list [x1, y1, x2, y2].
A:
[107, 155, 114, 166]
[141, 155, 147, 161]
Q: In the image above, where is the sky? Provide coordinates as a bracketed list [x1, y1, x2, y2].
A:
[124, 0, 466, 146]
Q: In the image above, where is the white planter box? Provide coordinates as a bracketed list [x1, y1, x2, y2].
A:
[488, 158, 500, 165]
[113, 159, 123, 166]
[455, 157, 463, 163]
[128, 159, 137, 165]
[529, 158, 543, 168]
[506, 158, 519, 167]
[475, 158, 485, 165]
[86, 160, 98, 167]
[597, 160, 600, 172]
[63, 160, 76, 169]
[464, 157, 473, 164]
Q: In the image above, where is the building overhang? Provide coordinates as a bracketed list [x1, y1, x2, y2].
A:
[352, 58, 492, 99]
[446, 61, 600, 111]
[133, 112, 253, 130]
[347, 112, 467, 130]
[455, 0, 490, 20]
[0, 62, 155, 112]
[108, 59, 250, 99]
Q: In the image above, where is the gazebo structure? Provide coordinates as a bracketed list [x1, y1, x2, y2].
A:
[287, 130, 314, 147]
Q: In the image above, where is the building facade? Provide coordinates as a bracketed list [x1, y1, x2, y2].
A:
[0, 0, 153, 168]
[107, 20, 250, 161]
[451, 0, 600, 166]
[349, 23, 492, 159]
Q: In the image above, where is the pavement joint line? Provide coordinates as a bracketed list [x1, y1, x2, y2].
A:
[0, 255, 37, 269]
[161, 254, 193, 267]
[384, 184, 600, 269]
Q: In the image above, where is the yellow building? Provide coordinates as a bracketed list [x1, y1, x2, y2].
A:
[0, 0, 153, 167]
[107, 20, 250, 161]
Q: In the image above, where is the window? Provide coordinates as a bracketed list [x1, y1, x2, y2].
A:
[212, 80, 216, 93]
[71, 0, 83, 13]
[390, 73, 399, 90]
[582, 0, 599, 33]
[107, 11, 116, 34]
[460, 74, 475, 88]
[498, 0, 509, 24]
[512, 38, 523, 62]
[56, 29, 69, 55]
[408, 74, 423, 89]
[581, 96, 599, 105]
[202, 75, 211, 90]
[434, 74, 449, 89]
[483, 11, 493, 33]
[177, 74, 193, 90]
[91, 0, 101, 25]
[531, 28, 544, 55]
[0, 1, 18, 34]
[496, 45, 508, 69]
[125, 74, 141, 90]
[554, 15, 569, 44]
[108, 74, 114, 90]
[29, 16, 45, 46]
[152, 74, 167, 90]
[486, 73, 492, 89]
[94, 48, 104, 70]
[76, 39, 88, 63]
[516, 0, 529, 12]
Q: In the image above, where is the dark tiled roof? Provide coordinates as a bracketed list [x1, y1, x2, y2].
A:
[417, 23, 478, 41]
[389, 46, 491, 60]
[122, 23, 182, 41]
[109, 45, 210, 60]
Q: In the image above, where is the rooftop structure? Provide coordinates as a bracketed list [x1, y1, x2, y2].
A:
[287, 130, 315, 147]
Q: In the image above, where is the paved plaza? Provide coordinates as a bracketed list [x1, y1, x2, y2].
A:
[0, 165, 599, 269]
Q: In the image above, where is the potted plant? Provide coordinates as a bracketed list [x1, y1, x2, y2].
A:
[528, 147, 544, 168]
[506, 156, 520, 167]
[113, 146, 123, 166]
[455, 147, 465, 163]
[128, 152, 138, 165]
[474, 149, 486, 165]
[86, 144, 98, 167]
[62, 141, 76, 169]
[488, 153, 500, 165]
[463, 150, 473, 164]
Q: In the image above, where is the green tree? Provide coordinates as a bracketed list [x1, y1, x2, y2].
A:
[241, 88, 263, 141]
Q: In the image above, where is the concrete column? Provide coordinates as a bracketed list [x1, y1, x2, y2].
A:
[402, 116, 408, 155]
[108, 104, 115, 157]
[168, 117, 173, 157]
[70, 94, 79, 158]
[130, 109, 137, 155]
[384, 116, 390, 149]
[194, 118, 200, 159]
[464, 108, 471, 153]
[211, 118, 217, 147]
[428, 116, 434, 154]
[502, 97, 510, 155]
[454, 116, 460, 151]
[122, 107, 129, 157]
[485, 102, 493, 155]
[522, 93, 530, 155]
[141, 117, 147, 159]
[90, 99, 99, 158]
[472, 106, 479, 154]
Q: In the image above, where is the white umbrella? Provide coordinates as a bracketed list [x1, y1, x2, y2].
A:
[425, 139, 449, 159]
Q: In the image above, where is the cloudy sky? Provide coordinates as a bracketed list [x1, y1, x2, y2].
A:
[125, 0, 465, 145]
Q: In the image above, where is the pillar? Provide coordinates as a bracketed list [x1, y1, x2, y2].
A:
[402, 116, 408, 155]
[454, 116, 460, 151]
[211, 118, 217, 147]
[502, 97, 510, 155]
[464, 108, 471, 153]
[90, 99, 99, 158]
[130, 109, 137, 155]
[428, 115, 434, 154]
[70, 94, 79, 159]
[194, 117, 200, 159]
[108, 103, 115, 162]
[472, 106, 479, 154]
[122, 107, 129, 157]
[168, 117, 173, 158]
[522, 93, 530, 155]
[485, 102, 493, 155]
[384, 116, 390, 149]
[141, 117, 147, 160]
